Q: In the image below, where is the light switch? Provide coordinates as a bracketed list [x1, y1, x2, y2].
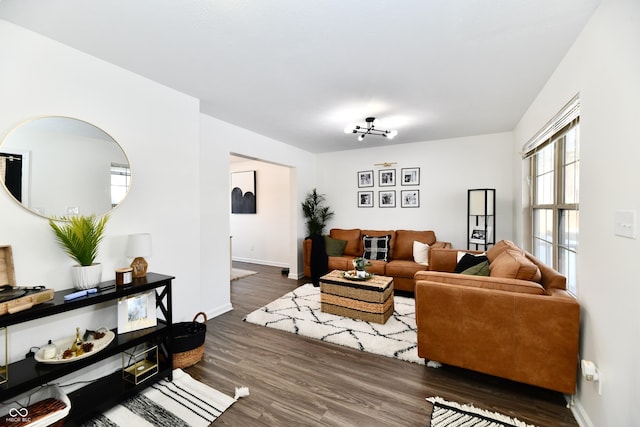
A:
[615, 210, 636, 239]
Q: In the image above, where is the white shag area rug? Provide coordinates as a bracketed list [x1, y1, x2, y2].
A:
[82, 369, 249, 427]
[427, 396, 537, 427]
[231, 268, 258, 281]
[244, 283, 426, 365]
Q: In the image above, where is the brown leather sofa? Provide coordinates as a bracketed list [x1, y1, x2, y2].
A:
[414, 240, 580, 394]
[303, 228, 451, 292]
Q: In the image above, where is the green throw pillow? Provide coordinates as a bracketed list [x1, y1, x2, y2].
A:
[324, 235, 347, 256]
[460, 260, 490, 276]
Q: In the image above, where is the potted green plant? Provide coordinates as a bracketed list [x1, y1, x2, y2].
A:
[352, 257, 372, 278]
[301, 189, 334, 237]
[49, 214, 109, 289]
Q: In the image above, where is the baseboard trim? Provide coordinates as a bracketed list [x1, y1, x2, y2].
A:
[232, 257, 304, 280]
[567, 395, 594, 427]
[290, 271, 305, 280]
[232, 256, 288, 269]
[205, 302, 233, 320]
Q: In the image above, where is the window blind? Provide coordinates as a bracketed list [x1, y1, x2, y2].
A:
[522, 94, 580, 158]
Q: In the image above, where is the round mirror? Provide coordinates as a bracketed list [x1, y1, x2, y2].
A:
[0, 116, 131, 218]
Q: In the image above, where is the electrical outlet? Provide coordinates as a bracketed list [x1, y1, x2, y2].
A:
[581, 359, 602, 395]
[615, 210, 636, 239]
[581, 359, 598, 381]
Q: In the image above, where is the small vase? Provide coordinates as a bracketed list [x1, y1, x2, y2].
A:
[71, 263, 103, 290]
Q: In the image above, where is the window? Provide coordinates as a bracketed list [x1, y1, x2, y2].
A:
[524, 96, 579, 295]
[110, 163, 131, 207]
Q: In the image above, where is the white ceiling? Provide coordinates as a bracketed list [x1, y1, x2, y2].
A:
[0, 0, 599, 153]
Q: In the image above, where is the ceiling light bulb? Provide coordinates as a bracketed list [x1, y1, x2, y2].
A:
[387, 130, 398, 139]
[358, 134, 365, 142]
[344, 126, 354, 134]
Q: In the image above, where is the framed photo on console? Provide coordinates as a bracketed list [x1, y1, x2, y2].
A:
[118, 291, 157, 334]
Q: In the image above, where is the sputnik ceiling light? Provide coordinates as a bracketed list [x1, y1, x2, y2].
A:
[344, 117, 398, 142]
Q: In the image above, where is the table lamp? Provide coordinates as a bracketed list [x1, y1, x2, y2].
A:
[126, 233, 152, 278]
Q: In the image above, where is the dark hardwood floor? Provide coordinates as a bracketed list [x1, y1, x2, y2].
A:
[185, 262, 578, 426]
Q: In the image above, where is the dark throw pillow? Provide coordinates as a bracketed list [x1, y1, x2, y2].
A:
[362, 234, 392, 261]
[460, 260, 490, 276]
[324, 235, 347, 257]
[454, 253, 489, 273]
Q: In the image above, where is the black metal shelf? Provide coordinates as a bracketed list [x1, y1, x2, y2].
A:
[0, 273, 174, 328]
[0, 323, 168, 400]
[467, 188, 496, 250]
[0, 272, 174, 424]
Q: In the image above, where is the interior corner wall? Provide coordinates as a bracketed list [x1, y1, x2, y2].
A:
[230, 160, 290, 267]
[315, 132, 515, 249]
[0, 19, 208, 371]
[514, 1, 640, 426]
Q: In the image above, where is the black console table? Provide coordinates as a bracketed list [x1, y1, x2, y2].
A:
[0, 272, 173, 425]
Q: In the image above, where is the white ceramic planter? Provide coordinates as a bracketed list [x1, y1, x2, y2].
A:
[71, 263, 103, 289]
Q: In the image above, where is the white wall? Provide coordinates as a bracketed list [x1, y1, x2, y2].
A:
[0, 19, 210, 372]
[230, 159, 291, 267]
[316, 132, 515, 248]
[514, 1, 640, 425]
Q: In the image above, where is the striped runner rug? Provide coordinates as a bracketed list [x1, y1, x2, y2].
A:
[427, 397, 536, 427]
[82, 369, 240, 427]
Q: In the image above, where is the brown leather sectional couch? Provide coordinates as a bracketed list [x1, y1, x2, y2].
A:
[303, 228, 451, 292]
[414, 240, 580, 394]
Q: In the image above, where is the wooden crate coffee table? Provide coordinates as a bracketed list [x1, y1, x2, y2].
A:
[319, 270, 394, 324]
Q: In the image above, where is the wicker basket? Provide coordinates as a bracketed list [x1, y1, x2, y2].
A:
[172, 312, 207, 369]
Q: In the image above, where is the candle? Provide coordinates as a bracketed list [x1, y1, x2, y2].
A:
[115, 267, 133, 286]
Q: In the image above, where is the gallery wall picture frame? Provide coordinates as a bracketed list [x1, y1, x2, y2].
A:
[231, 170, 257, 214]
[379, 169, 396, 187]
[401, 167, 420, 186]
[379, 190, 396, 208]
[117, 291, 157, 334]
[401, 190, 420, 208]
[358, 191, 374, 208]
[357, 170, 374, 188]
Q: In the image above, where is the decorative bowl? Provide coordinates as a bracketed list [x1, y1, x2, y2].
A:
[342, 270, 373, 281]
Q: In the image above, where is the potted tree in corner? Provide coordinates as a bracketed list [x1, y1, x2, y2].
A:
[302, 189, 334, 286]
[301, 189, 334, 237]
[49, 214, 109, 289]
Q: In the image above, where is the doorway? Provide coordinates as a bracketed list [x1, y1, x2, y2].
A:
[229, 154, 293, 272]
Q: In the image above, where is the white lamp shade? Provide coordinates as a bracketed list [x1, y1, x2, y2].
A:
[469, 190, 494, 215]
[126, 233, 152, 258]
